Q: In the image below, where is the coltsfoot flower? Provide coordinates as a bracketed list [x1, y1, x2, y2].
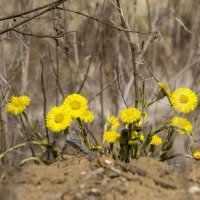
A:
[79, 110, 94, 123]
[6, 96, 30, 115]
[170, 116, 193, 134]
[120, 107, 142, 124]
[63, 93, 88, 118]
[157, 82, 171, 98]
[192, 151, 200, 160]
[103, 131, 120, 143]
[129, 131, 145, 145]
[106, 115, 120, 131]
[150, 135, 162, 146]
[170, 88, 198, 113]
[46, 106, 72, 132]
[90, 146, 102, 151]
[132, 131, 144, 141]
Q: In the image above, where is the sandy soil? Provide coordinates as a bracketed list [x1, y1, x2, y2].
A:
[1, 143, 200, 200]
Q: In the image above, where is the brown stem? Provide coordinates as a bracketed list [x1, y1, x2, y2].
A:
[115, 0, 139, 108]
[0, 0, 68, 36]
[40, 59, 50, 160]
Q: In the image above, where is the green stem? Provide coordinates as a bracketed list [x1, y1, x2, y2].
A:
[61, 127, 69, 155]
[0, 141, 47, 159]
[76, 118, 90, 149]
[22, 112, 46, 142]
[145, 98, 160, 108]
[19, 156, 48, 166]
[19, 114, 37, 162]
[133, 143, 138, 159]
[147, 145, 156, 156]
[0, 140, 61, 160]
[109, 143, 114, 157]
[141, 126, 167, 154]
[187, 133, 195, 145]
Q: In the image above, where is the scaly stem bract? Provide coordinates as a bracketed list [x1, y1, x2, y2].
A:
[76, 118, 90, 149]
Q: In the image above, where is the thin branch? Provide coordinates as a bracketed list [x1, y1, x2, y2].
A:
[0, 119, 36, 139]
[40, 59, 49, 141]
[0, 0, 68, 36]
[57, 7, 157, 35]
[115, 57, 128, 108]
[19, 115, 38, 164]
[88, 72, 127, 104]
[175, 17, 192, 34]
[48, 45, 65, 98]
[77, 55, 93, 93]
[115, 0, 139, 108]
[40, 59, 50, 160]
[0, 0, 66, 21]
[11, 29, 76, 39]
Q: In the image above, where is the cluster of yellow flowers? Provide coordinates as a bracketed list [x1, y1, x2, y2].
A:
[157, 82, 198, 134]
[103, 115, 120, 143]
[46, 94, 94, 132]
[6, 94, 94, 133]
[128, 131, 145, 145]
[5, 82, 199, 162]
[103, 107, 162, 147]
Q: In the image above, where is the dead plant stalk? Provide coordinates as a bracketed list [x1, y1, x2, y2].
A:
[115, 0, 139, 108]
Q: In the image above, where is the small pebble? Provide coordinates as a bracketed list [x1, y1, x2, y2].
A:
[105, 159, 112, 165]
[88, 188, 101, 197]
[92, 167, 104, 176]
[80, 171, 87, 175]
[188, 186, 200, 194]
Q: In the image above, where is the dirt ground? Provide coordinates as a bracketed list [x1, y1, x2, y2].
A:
[1, 143, 200, 200]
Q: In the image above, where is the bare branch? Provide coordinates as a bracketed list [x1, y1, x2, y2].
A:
[57, 7, 157, 35]
[0, 0, 68, 36]
[0, 0, 66, 21]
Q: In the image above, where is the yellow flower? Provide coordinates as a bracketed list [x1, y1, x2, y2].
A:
[150, 135, 162, 146]
[120, 107, 142, 124]
[63, 94, 88, 118]
[103, 131, 120, 143]
[170, 116, 193, 134]
[46, 106, 72, 132]
[132, 131, 144, 141]
[79, 110, 94, 123]
[90, 146, 102, 151]
[192, 151, 200, 160]
[170, 88, 198, 113]
[129, 131, 145, 145]
[6, 96, 30, 115]
[157, 82, 171, 98]
[106, 115, 120, 131]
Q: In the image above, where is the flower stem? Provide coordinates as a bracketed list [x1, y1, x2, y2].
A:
[22, 111, 45, 141]
[76, 118, 90, 149]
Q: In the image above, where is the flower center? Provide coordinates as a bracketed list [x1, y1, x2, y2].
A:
[54, 113, 64, 123]
[12, 99, 22, 106]
[70, 100, 81, 110]
[179, 94, 189, 103]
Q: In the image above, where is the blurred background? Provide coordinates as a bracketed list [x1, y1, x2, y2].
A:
[0, 0, 200, 164]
